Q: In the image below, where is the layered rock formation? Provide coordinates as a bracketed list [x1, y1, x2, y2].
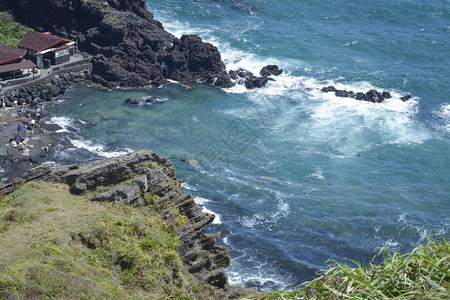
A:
[0, 150, 231, 289]
[5, 0, 233, 88]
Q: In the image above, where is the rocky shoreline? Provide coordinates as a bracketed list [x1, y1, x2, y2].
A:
[1, 0, 247, 293]
[0, 150, 252, 297]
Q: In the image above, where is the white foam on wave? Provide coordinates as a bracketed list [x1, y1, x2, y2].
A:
[238, 191, 289, 230]
[47, 116, 77, 133]
[307, 168, 325, 181]
[48, 116, 132, 158]
[278, 78, 431, 156]
[227, 249, 294, 290]
[194, 196, 221, 224]
[70, 139, 131, 158]
[181, 182, 198, 191]
[433, 103, 450, 134]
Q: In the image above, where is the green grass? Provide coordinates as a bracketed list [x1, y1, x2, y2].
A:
[0, 11, 32, 47]
[251, 238, 449, 300]
[0, 182, 225, 299]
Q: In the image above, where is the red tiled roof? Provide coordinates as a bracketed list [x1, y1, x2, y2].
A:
[17, 31, 72, 52]
[0, 60, 36, 74]
[0, 45, 26, 65]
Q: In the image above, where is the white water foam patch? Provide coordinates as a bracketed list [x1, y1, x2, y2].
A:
[194, 196, 221, 224]
[181, 182, 198, 191]
[70, 139, 131, 158]
[295, 79, 431, 156]
[433, 103, 450, 134]
[47, 116, 78, 133]
[153, 6, 308, 97]
[226, 247, 295, 291]
[48, 116, 131, 158]
[238, 191, 290, 230]
[306, 167, 325, 181]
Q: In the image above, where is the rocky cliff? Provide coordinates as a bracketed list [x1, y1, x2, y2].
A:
[4, 0, 234, 88]
[0, 150, 234, 291]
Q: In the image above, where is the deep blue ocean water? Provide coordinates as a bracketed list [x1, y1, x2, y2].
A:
[45, 0, 449, 290]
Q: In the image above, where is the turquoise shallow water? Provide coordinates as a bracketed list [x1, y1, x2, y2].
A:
[46, 0, 449, 290]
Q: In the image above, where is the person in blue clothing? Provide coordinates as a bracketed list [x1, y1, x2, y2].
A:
[17, 123, 21, 135]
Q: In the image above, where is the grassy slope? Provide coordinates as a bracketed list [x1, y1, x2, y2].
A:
[0, 182, 222, 299]
[0, 10, 32, 47]
[248, 239, 449, 300]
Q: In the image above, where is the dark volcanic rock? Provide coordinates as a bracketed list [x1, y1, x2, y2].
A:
[164, 35, 233, 88]
[125, 98, 140, 105]
[260, 64, 283, 76]
[335, 90, 356, 98]
[5, 0, 233, 89]
[321, 85, 412, 103]
[400, 95, 412, 102]
[321, 86, 337, 93]
[382, 91, 392, 99]
[229, 69, 269, 89]
[365, 89, 383, 103]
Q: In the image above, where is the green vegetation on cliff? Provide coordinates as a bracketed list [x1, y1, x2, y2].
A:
[0, 10, 32, 47]
[0, 182, 221, 299]
[250, 238, 449, 300]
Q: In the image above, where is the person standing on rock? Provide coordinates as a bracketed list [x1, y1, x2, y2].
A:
[2, 99, 5, 109]
[17, 123, 21, 135]
[45, 145, 49, 157]
[31, 127, 34, 137]
[36, 112, 41, 123]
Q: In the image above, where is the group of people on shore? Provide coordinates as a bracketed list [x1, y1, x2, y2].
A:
[2, 97, 50, 157]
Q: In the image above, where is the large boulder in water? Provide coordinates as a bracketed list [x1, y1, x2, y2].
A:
[164, 35, 234, 88]
[365, 90, 384, 103]
[260, 65, 283, 76]
[125, 98, 140, 105]
[229, 69, 269, 89]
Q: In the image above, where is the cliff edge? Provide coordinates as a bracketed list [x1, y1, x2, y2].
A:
[0, 150, 249, 298]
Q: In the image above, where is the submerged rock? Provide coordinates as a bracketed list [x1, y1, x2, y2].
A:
[125, 98, 140, 105]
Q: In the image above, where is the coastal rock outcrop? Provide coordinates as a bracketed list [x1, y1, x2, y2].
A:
[260, 64, 283, 77]
[4, 0, 235, 89]
[229, 65, 283, 89]
[164, 35, 235, 88]
[0, 150, 231, 289]
[321, 85, 411, 103]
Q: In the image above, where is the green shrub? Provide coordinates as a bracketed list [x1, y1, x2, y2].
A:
[256, 238, 450, 300]
[0, 12, 32, 47]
